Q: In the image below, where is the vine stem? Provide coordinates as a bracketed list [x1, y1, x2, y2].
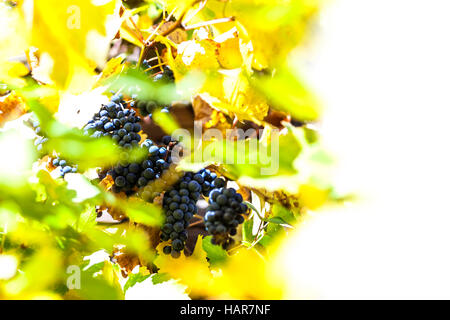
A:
[188, 219, 204, 228]
[184, 17, 235, 30]
[182, 0, 207, 25]
[227, 243, 245, 254]
[144, 62, 167, 72]
[243, 200, 266, 222]
[128, 16, 145, 44]
[120, 5, 146, 45]
[138, 0, 202, 67]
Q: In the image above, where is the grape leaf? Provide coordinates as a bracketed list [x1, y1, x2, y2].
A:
[250, 64, 321, 121]
[202, 235, 228, 267]
[123, 272, 151, 293]
[20, 0, 121, 91]
[225, 0, 319, 69]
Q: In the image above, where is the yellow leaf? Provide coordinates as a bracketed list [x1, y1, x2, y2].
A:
[154, 236, 283, 299]
[299, 184, 329, 210]
[0, 61, 29, 88]
[226, 0, 319, 69]
[215, 27, 243, 69]
[217, 36, 243, 70]
[4, 247, 62, 297]
[119, 8, 145, 47]
[173, 39, 220, 76]
[21, 0, 122, 91]
[0, 91, 28, 126]
[199, 69, 269, 123]
[93, 56, 126, 88]
[0, 3, 28, 61]
[213, 248, 284, 299]
[154, 236, 216, 298]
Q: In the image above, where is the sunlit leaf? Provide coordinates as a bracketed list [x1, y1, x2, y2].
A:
[21, 0, 121, 90]
[0, 61, 29, 88]
[250, 65, 321, 121]
[202, 235, 228, 267]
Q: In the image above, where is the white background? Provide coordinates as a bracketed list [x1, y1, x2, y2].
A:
[279, 0, 450, 299]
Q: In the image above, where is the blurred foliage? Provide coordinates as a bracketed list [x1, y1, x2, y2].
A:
[0, 0, 343, 300]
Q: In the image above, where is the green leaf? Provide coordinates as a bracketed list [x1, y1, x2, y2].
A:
[26, 98, 121, 170]
[107, 68, 183, 105]
[258, 223, 282, 248]
[84, 227, 154, 262]
[202, 235, 228, 267]
[272, 204, 296, 226]
[181, 129, 302, 180]
[250, 65, 320, 121]
[242, 219, 254, 243]
[78, 206, 97, 232]
[124, 272, 151, 293]
[115, 197, 164, 227]
[151, 272, 171, 285]
[266, 217, 293, 228]
[83, 261, 106, 275]
[152, 109, 180, 135]
[75, 267, 124, 300]
[22, 0, 120, 90]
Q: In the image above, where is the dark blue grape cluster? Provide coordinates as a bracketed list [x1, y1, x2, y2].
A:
[83, 93, 142, 149]
[52, 157, 78, 178]
[194, 168, 222, 197]
[135, 99, 170, 117]
[135, 63, 174, 117]
[205, 183, 248, 249]
[108, 139, 171, 195]
[160, 172, 206, 258]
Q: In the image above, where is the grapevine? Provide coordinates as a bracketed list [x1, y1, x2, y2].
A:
[0, 0, 331, 301]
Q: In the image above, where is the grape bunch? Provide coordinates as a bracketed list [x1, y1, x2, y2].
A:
[83, 93, 142, 149]
[108, 139, 172, 195]
[194, 168, 222, 197]
[135, 63, 174, 117]
[135, 99, 170, 117]
[160, 172, 204, 258]
[205, 185, 248, 249]
[52, 157, 78, 178]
